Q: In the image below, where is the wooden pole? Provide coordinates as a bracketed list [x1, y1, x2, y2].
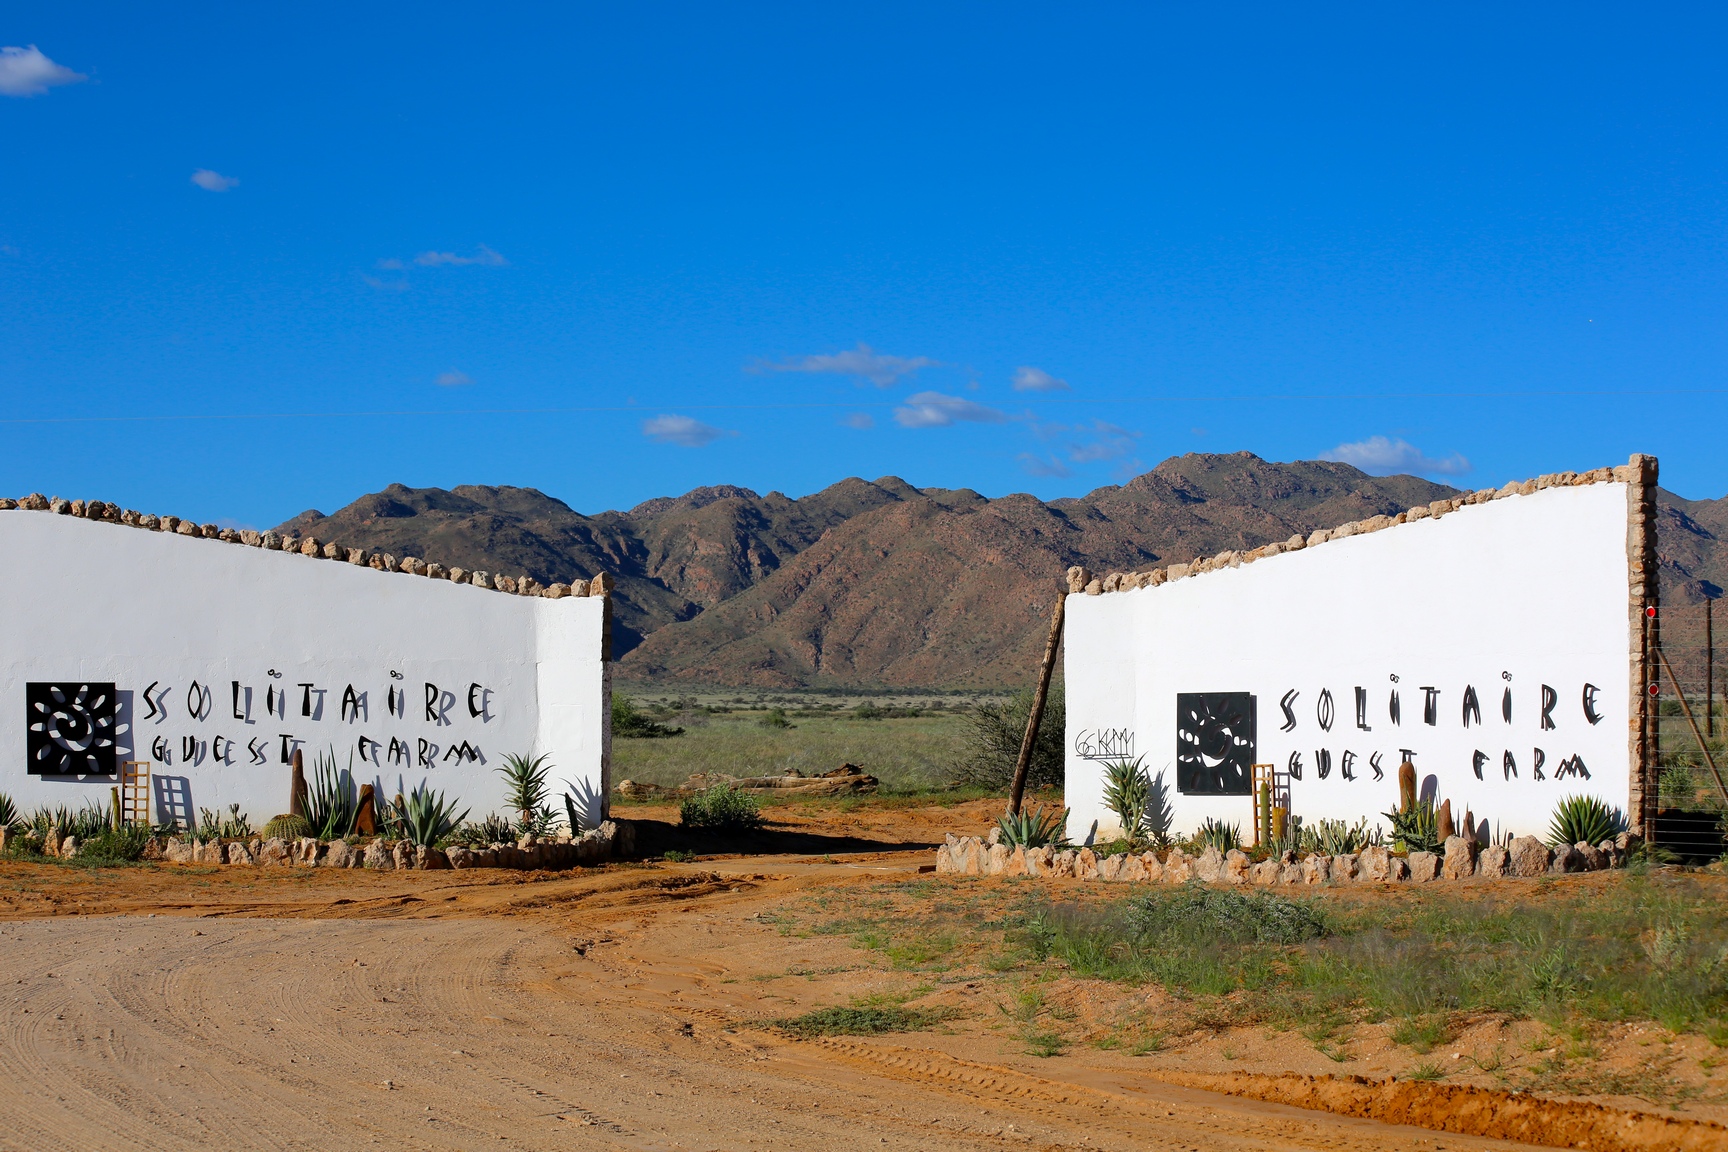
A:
[1708, 598, 1715, 740]
[1009, 592, 1067, 816]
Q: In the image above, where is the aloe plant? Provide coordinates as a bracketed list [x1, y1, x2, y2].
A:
[996, 804, 1070, 849]
[1302, 817, 1374, 855]
[1100, 756, 1152, 845]
[400, 783, 468, 847]
[498, 753, 553, 829]
[1547, 794, 1627, 848]
[1383, 799, 1442, 854]
[1196, 818, 1242, 852]
[304, 750, 356, 840]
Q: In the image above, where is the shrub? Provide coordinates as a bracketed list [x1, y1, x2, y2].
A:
[198, 804, 252, 841]
[452, 813, 517, 847]
[953, 685, 1064, 791]
[1101, 756, 1152, 844]
[75, 826, 151, 864]
[1547, 794, 1628, 848]
[997, 803, 1070, 849]
[775, 1006, 949, 1038]
[262, 814, 312, 840]
[758, 707, 793, 729]
[1384, 798, 1442, 854]
[679, 785, 762, 833]
[1129, 886, 1329, 945]
[612, 695, 684, 738]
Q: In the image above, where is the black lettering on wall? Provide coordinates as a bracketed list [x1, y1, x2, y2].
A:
[279, 734, 302, 764]
[387, 738, 410, 767]
[212, 736, 234, 765]
[1370, 751, 1385, 781]
[418, 739, 438, 768]
[1389, 686, 1401, 726]
[1421, 687, 1440, 726]
[443, 741, 484, 765]
[1287, 750, 1303, 780]
[1532, 747, 1546, 781]
[1280, 690, 1298, 732]
[299, 684, 326, 720]
[1462, 685, 1481, 728]
[1315, 748, 1332, 780]
[247, 738, 268, 765]
[1341, 750, 1357, 781]
[357, 735, 381, 765]
[1316, 690, 1334, 732]
[186, 681, 212, 721]
[468, 684, 493, 722]
[151, 735, 172, 766]
[1354, 687, 1371, 731]
[143, 681, 166, 722]
[1582, 683, 1603, 725]
[1503, 750, 1517, 780]
[1472, 750, 1487, 780]
[1541, 685, 1558, 731]
[340, 684, 368, 724]
[1502, 685, 1513, 723]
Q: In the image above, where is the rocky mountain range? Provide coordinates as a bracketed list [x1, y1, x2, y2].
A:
[275, 452, 1728, 689]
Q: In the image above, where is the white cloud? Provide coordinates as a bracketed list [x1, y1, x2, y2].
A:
[643, 414, 732, 447]
[1320, 435, 1471, 477]
[1012, 366, 1070, 392]
[414, 244, 507, 267]
[1068, 420, 1139, 463]
[764, 343, 938, 387]
[191, 169, 239, 192]
[362, 275, 409, 292]
[435, 370, 473, 387]
[893, 391, 1008, 429]
[376, 257, 405, 270]
[841, 412, 875, 430]
[1018, 453, 1073, 478]
[0, 46, 84, 97]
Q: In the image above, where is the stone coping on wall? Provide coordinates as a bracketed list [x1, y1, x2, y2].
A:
[934, 832, 1640, 884]
[1064, 458, 1646, 596]
[0, 493, 612, 600]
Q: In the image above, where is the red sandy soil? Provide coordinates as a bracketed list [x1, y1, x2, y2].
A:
[0, 798, 1719, 1151]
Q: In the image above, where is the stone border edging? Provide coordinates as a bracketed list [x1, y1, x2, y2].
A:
[934, 832, 1638, 883]
[0, 494, 612, 600]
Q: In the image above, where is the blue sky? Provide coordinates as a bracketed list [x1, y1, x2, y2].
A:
[4, 4, 1728, 526]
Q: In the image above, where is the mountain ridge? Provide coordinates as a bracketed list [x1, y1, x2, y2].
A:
[274, 452, 1725, 688]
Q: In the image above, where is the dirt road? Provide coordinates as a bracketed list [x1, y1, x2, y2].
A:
[0, 811, 1717, 1151]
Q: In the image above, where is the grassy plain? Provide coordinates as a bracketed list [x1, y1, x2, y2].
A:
[610, 693, 981, 792]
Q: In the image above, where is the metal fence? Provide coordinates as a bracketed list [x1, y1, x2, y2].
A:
[1652, 599, 1727, 860]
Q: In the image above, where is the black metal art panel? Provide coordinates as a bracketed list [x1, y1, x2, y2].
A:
[26, 682, 118, 776]
[1175, 692, 1256, 795]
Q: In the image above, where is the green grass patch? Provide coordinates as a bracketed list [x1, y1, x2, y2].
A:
[774, 1005, 952, 1038]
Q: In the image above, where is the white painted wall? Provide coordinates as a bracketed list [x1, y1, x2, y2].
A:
[0, 511, 609, 828]
[1064, 482, 1632, 844]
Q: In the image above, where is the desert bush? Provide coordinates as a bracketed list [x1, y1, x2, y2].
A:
[679, 784, 762, 833]
[452, 813, 517, 847]
[612, 694, 684, 738]
[996, 803, 1070, 849]
[953, 686, 1064, 791]
[197, 804, 252, 841]
[1547, 794, 1628, 847]
[74, 826, 151, 864]
[1129, 886, 1329, 945]
[758, 707, 793, 729]
[775, 1005, 950, 1038]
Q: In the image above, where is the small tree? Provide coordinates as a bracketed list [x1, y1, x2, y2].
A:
[953, 686, 1065, 791]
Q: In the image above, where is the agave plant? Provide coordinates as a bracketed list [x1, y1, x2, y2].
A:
[997, 804, 1070, 849]
[1547, 794, 1627, 848]
[1195, 818, 1242, 852]
[0, 793, 18, 831]
[1383, 799, 1442, 854]
[399, 783, 469, 848]
[1100, 756, 1152, 845]
[304, 749, 357, 840]
[498, 753, 553, 829]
